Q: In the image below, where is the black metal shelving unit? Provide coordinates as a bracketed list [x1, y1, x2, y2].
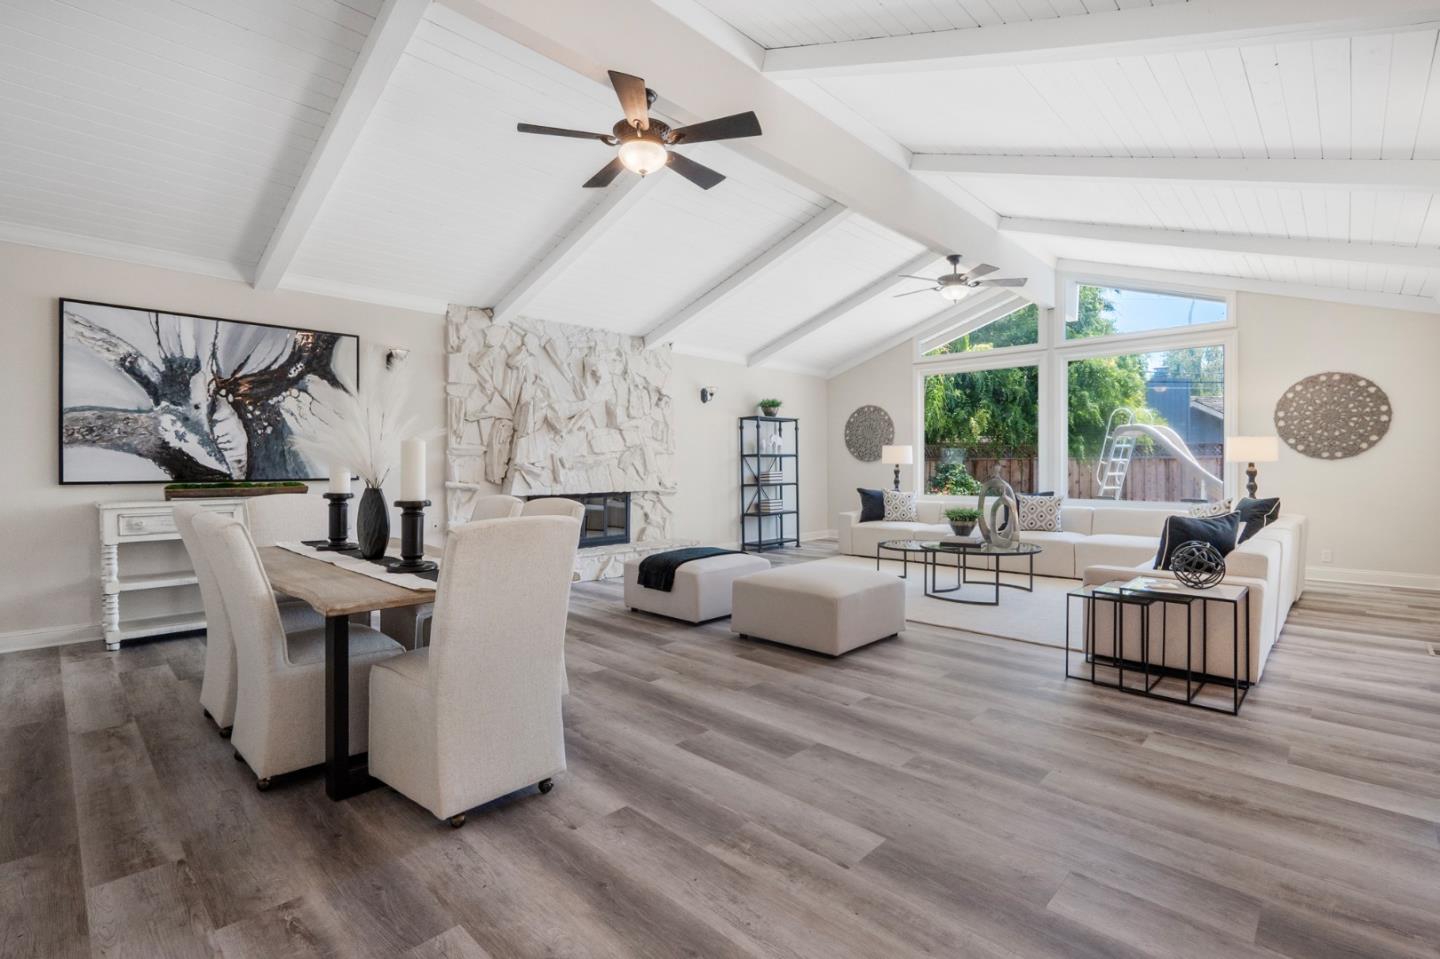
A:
[739, 416, 799, 552]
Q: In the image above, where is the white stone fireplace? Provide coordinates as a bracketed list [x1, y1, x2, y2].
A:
[443, 306, 693, 579]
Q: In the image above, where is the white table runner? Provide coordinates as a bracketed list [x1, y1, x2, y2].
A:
[275, 541, 437, 593]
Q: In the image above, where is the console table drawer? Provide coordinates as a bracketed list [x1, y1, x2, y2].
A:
[117, 511, 177, 537]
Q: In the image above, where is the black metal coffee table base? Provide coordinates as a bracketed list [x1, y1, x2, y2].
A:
[925, 551, 1036, 606]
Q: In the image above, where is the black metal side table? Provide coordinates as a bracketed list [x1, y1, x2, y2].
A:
[1065, 579, 1252, 715]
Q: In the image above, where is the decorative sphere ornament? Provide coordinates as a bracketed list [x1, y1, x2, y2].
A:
[1170, 541, 1226, 589]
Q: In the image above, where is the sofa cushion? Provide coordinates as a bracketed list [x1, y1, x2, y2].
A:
[1017, 493, 1063, 531]
[883, 490, 917, 521]
[1015, 530, 1085, 579]
[1154, 512, 1242, 570]
[1076, 534, 1164, 573]
[1091, 508, 1178, 537]
[1060, 507, 1094, 535]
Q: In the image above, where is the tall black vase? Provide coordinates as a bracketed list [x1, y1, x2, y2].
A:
[357, 486, 390, 559]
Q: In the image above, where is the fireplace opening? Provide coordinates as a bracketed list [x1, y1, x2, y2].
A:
[530, 492, 630, 547]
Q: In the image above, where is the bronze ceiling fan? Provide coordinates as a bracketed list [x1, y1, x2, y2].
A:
[517, 70, 762, 190]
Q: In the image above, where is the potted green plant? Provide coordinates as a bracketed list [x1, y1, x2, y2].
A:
[945, 506, 981, 537]
[757, 398, 782, 417]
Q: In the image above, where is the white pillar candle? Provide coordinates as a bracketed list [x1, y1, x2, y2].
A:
[400, 438, 426, 502]
[328, 462, 351, 496]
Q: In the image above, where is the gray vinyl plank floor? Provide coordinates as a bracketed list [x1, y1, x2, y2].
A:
[3, 540, 1438, 959]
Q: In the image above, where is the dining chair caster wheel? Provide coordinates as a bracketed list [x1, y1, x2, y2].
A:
[447, 814, 466, 829]
[233, 749, 243, 761]
[538, 779, 554, 794]
[219, 726, 232, 739]
[255, 778, 272, 792]
[203, 708, 212, 721]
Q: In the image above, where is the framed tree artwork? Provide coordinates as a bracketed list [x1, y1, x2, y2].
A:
[59, 299, 360, 484]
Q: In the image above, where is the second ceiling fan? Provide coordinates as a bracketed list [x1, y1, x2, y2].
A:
[897, 255, 1027, 301]
[517, 70, 762, 190]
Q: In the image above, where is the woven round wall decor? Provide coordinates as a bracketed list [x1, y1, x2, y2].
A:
[844, 405, 894, 462]
[1273, 372, 1391, 460]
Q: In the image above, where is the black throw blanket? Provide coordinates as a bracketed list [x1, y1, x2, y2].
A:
[637, 547, 740, 592]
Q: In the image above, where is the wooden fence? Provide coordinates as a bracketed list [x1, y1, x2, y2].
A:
[926, 445, 1223, 502]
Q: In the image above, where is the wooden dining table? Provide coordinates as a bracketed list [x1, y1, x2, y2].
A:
[257, 542, 436, 801]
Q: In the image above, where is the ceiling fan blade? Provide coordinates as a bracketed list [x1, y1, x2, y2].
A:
[966, 263, 999, 279]
[608, 70, 650, 131]
[582, 157, 626, 189]
[978, 277, 1028, 287]
[893, 287, 939, 298]
[667, 151, 725, 190]
[517, 123, 614, 143]
[668, 111, 762, 145]
[897, 273, 938, 282]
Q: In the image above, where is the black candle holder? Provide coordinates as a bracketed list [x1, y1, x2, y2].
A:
[315, 492, 358, 551]
[389, 500, 438, 574]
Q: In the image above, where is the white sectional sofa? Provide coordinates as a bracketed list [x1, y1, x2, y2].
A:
[837, 498, 1307, 681]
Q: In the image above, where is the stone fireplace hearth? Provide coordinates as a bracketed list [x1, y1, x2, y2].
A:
[443, 306, 694, 580]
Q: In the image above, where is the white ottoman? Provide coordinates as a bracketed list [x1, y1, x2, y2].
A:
[731, 564, 905, 656]
[624, 553, 772, 624]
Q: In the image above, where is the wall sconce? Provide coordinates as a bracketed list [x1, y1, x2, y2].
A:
[700, 387, 717, 403]
[384, 347, 410, 369]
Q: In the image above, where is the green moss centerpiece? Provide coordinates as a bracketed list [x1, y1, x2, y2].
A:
[164, 481, 307, 500]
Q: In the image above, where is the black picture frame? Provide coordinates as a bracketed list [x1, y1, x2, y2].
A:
[58, 298, 361, 485]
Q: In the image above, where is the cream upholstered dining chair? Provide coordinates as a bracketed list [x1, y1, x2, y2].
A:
[520, 497, 585, 522]
[368, 515, 579, 827]
[191, 511, 405, 789]
[175, 503, 324, 736]
[470, 493, 523, 521]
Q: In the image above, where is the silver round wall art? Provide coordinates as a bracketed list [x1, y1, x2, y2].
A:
[844, 405, 894, 462]
[1273, 372, 1392, 460]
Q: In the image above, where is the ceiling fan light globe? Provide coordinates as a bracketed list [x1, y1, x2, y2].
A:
[618, 137, 667, 176]
[938, 283, 969, 302]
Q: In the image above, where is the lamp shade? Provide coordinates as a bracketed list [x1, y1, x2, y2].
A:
[1225, 436, 1280, 463]
[880, 444, 914, 465]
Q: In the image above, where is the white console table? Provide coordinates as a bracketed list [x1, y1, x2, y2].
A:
[97, 499, 245, 651]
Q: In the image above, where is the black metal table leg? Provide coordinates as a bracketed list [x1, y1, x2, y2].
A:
[325, 614, 379, 800]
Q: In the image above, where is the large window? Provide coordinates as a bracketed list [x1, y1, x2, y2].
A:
[917, 277, 1235, 505]
[1068, 284, 1227, 340]
[923, 303, 1039, 356]
[1067, 346, 1225, 503]
[923, 364, 1039, 494]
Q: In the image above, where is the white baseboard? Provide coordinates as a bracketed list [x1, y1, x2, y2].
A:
[0, 621, 103, 654]
[1306, 566, 1440, 592]
[802, 529, 837, 542]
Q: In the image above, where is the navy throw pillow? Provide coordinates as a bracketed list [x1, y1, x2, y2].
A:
[857, 488, 885, 523]
[1154, 512, 1241, 571]
[1235, 497, 1280, 543]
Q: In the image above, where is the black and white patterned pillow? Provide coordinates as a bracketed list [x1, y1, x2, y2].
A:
[882, 489, 917, 522]
[1187, 498, 1233, 518]
[1017, 493, 1062, 531]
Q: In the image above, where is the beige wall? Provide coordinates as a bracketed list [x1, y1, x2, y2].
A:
[1235, 292, 1439, 586]
[669, 352, 830, 547]
[825, 342, 915, 526]
[0, 243, 446, 650]
[825, 293, 1440, 587]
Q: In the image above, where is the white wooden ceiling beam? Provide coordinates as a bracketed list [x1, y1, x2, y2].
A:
[822, 289, 1020, 379]
[642, 203, 850, 347]
[491, 173, 659, 324]
[444, 0, 1055, 306]
[912, 155, 1440, 192]
[746, 251, 939, 367]
[253, 0, 430, 290]
[1001, 217, 1440, 271]
[1058, 259, 1440, 315]
[915, 290, 1022, 350]
[763, 0, 1440, 78]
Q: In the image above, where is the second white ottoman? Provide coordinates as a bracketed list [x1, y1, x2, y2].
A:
[624, 553, 772, 623]
[731, 564, 905, 655]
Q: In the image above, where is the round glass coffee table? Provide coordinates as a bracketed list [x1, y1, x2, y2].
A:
[919, 541, 1043, 606]
[875, 539, 932, 579]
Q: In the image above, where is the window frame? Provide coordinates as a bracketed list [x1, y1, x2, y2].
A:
[910, 269, 1240, 507]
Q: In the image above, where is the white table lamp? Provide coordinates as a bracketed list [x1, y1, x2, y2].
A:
[881, 444, 913, 491]
[1225, 435, 1279, 498]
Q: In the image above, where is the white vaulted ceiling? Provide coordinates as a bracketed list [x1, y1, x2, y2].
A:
[4, 0, 1440, 383]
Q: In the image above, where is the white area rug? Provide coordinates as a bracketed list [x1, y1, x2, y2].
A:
[808, 555, 1080, 649]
